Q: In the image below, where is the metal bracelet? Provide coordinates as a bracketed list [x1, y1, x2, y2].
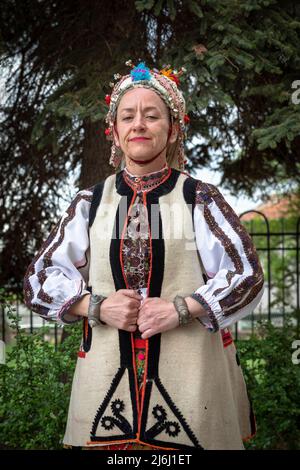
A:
[88, 294, 107, 328]
[173, 295, 193, 327]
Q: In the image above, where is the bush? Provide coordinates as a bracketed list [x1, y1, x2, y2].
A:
[0, 300, 82, 450]
[237, 317, 300, 450]
[1, 297, 300, 449]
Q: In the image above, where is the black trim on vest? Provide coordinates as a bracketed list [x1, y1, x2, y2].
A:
[145, 190, 164, 380]
[183, 176, 208, 285]
[145, 191, 165, 299]
[112, 169, 181, 380]
[107, 183, 139, 436]
[128, 364, 139, 435]
[89, 180, 105, 228]
[81, 286, 92, 353]
[139, 379, 153, 442]
[109, 186, 134, 369]
[109, 185, 133, 292]
[183, 175, 197, 222]
[82, 319, 92, 353]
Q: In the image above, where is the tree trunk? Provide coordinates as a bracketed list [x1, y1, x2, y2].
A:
[79, 118, 113, 189]
[60, 119, 114, 344]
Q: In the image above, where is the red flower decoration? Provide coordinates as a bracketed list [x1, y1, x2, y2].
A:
[105, 94, 111, 105]
[104, 128, 111, 136]
[169, 74, 180, 86]
[184, 114, 190, 124]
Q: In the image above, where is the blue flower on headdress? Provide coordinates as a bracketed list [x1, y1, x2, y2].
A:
[131, 62, 151, 82]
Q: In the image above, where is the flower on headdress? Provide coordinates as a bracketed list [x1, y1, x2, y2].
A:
[168, 73, 180, 86]
[104, 127, 111, 136]
[131, 62, 151, 82]
[160, 67, 180, 86]
[160, 67, 172, 79]
[184, 114, 190, 124]
[105, 94, 111, 105]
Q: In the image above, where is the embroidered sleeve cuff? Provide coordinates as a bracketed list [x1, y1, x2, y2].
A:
[190, 291, 223, 333]
[56, 289, 90, 325]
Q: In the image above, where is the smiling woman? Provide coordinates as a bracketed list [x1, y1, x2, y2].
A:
[23, 61, 265, 451]
[113, 89, 176, 174]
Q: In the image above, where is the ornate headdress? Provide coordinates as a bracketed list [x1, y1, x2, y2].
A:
[104, 61, 190, 171]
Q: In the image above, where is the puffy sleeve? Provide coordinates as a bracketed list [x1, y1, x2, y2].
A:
[23, 188, 93, 326]
[190, 180, 265, 333]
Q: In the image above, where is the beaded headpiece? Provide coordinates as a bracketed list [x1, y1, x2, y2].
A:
[104, 61, 189, 171]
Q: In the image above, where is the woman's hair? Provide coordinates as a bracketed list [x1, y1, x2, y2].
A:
[166, 135, 181, 170]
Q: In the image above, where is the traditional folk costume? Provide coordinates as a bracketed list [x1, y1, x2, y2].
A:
[23, 62, 265, 451]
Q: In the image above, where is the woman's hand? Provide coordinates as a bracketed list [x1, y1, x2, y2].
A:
[100, 289, 143, 332]
[137, 297, 179, 339]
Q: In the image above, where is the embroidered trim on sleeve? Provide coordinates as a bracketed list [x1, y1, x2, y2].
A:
[23, 191, 93, 317]
[190, 293, 219, 332]
[195, 181, 264, 318]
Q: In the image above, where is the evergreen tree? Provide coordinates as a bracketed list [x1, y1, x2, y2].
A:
[0, 0, 299, 293]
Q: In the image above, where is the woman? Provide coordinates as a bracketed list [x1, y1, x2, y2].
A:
[23, 61, 265, 450]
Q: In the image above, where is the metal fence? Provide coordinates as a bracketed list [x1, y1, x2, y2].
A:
[1, 210, 300, 346]
[234, 210, 300, 339]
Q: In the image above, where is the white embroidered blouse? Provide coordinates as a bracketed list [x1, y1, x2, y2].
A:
[23, 166, 265, 332]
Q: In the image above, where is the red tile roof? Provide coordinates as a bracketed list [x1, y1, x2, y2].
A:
[240, 195, 296, 221]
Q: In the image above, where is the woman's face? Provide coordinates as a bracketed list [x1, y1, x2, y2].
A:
[114, 87, 177, 163]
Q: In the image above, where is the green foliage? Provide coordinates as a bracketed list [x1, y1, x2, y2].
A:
[0, 300, 82, 450]
[242, 214, 299, 315]
[237, 317, 300, 449]
[1, 296, 300, 449]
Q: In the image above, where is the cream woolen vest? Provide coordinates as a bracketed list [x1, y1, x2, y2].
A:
[63, 169, 255, 450]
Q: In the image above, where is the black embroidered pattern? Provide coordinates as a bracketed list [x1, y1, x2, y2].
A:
[100, 399, 132, 434]
[101, 417, 114, 431]
[111, 398, 125, 416]
[153, 405, 167, 423]
[91, 368, 135, 442]
[142, 378, 203, 449]
[146, 404, 181, 439]
[165, 421, 181, 437]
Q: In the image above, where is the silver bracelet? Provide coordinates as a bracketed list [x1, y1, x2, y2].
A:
[88, 294, 107, 328]
[173, 295, 193, 327]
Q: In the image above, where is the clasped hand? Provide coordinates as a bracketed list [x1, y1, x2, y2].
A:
[137, 296, 179, 339]
[100, 289, 179, 339]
